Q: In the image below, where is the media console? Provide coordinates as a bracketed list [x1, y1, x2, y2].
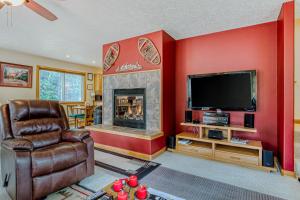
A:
[171, 123, 277, 172]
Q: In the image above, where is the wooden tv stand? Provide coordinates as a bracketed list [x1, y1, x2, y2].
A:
[173, 123, 277, 172]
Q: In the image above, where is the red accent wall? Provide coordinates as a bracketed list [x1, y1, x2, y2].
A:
[162, 32, 176, 136]
[277, 1, 294, 171]
[175, 22, 278, 153]
[99, 2, 294, 170]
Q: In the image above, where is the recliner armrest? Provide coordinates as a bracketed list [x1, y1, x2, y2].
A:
[62, 129, 90, 142]
[1, 138, 33, 151]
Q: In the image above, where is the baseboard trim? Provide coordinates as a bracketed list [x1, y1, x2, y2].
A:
[94, 143, 165, 161]
[281, 169, 296, 177]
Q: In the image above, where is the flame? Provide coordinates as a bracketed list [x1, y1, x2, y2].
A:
[137, 104, 142, 115]
[127, 106, 132, 115]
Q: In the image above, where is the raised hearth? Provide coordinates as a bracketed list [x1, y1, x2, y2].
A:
[86, 124, 165, 160]
[87, 124, 162, 140]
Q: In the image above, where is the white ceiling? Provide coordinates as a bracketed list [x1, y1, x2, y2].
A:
[0, 0, 288, 67]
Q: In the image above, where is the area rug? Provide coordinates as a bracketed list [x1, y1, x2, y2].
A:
[46, 166, 123, 200]
[47, 165, 285, 200]
[47, 185, 185, 200]
[46, 185, 92, 200]
[94, 147, 160, 179]
[140, 166, 285, 200]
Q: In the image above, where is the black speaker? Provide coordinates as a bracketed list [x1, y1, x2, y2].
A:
[244, 113, 254, 128]
[263, 150, 274, 167]
[167, 136, 176, 149]
[185, 111, 192, 123]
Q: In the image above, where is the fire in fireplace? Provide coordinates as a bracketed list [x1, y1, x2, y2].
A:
[113, 88, 146, 129]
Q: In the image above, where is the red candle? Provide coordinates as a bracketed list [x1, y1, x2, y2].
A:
[136, 185, 147, 199]
[113, 180, 123, 192]
[117, 191, 128, 200]
[128, 175, 138, 187]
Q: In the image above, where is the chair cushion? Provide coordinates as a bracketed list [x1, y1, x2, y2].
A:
[31, 142, 88, 177]
[8, 100, 70, 149]
[9, 100, 61, 121]
[22, 131, 61, 149]
[62, 129, 90, 142]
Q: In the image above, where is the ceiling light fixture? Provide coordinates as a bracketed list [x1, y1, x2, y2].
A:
[0, 0, 25, 6]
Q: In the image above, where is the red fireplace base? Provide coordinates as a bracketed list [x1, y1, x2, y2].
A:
[87, 125, 166, 160]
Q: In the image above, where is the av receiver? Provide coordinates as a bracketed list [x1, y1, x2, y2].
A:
[203, 112, 230, 126]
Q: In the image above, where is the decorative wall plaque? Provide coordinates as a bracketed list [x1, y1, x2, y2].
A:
[138, 38, 161, 65]
[103, 43, 120, 71]
[115, 62, 143, 73]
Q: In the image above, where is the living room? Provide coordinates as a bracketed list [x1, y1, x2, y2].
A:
[0, 0, 299, 200]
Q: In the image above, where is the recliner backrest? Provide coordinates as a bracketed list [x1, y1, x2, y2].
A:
[8, 100, 68, 149]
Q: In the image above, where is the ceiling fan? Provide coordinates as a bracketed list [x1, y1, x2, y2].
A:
[0, 0, 57, 21]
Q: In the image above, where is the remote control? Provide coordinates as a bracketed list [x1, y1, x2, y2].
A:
[86, 190, 106, 200]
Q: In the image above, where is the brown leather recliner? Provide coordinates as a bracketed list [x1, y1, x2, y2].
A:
[0, 100, 94, 200]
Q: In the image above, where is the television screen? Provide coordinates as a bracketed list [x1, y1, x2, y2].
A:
[188, 70, 256, 111]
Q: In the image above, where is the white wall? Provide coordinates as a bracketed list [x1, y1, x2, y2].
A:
[0, 48, 101, 105]
[296, 19, 300, 119]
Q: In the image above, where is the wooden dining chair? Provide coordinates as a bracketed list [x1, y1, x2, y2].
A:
[66, 105, 85, 128]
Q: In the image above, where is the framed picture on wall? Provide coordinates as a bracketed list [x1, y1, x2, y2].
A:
[87, 84, 93, 90]
[87, 73, 93, 81]
[0, 62, 33, 88]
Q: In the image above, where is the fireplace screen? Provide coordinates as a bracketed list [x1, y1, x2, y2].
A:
[113, 88, 146, 129]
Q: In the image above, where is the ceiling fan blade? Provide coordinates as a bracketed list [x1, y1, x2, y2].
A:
[0, 2, 5, 10]
[25, 0, 57, 21]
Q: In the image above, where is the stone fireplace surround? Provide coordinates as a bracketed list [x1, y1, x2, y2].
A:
[103, 70, 161, 132]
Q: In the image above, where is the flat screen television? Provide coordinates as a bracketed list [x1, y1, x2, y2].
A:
[188, 70, 257, 111]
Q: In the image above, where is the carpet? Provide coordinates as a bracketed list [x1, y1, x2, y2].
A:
[94, 148, 160, 179]
[46, 150, 285, 200]
[140, 166, 285, 200]
[47, 166, 285, 200]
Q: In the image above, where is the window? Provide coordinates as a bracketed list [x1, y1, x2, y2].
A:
[38, 66, 85, 102]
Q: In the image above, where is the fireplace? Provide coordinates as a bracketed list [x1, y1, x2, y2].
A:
[113, 88, 146, 129]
